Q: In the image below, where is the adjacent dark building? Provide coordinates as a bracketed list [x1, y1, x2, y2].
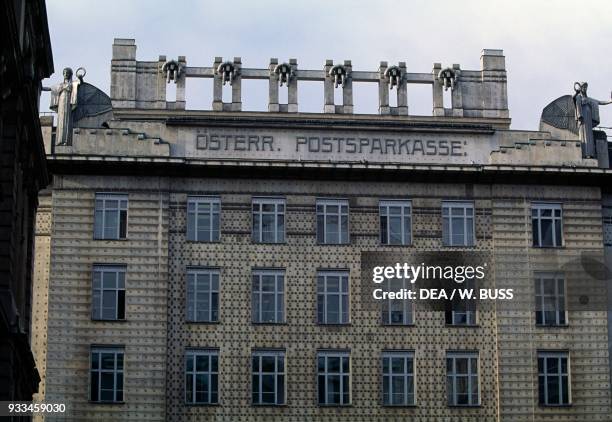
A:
[0, 0, 53, 403]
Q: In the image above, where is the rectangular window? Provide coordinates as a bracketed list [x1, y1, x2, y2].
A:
[442, 201, 475, 247]
[186, 268, 219, 322]
[532, 203, 563, 247]
[382, 351, 415, 406]
[187, 196, 220, 242]
[92, 265, 126, 321]
[252, 198, 285, 243]
[317, 351, 350, 405]
[94, 193, 128, 240]
[446, 279, 477, 326]
[317, 271, 349, 324]
[252, 350, 285, 405]
[90, 347, 124, 403]
[535, 273, 567, 326]
[380, 200, 412, 245]
[446, 351, 479, 406]
[316, 199, 349, 244]
[252, 270, 284, 323]
[381, 277, 413, 325]
[185, 349, 219, 404]
[538, 351, 570, 406]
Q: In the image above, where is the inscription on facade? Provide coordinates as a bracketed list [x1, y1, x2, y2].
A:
[187, 128, 488, 164]
[197, 133, 465, 156]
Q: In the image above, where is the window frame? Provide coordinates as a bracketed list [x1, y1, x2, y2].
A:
[185, 349, 219, 405]
[252, 197, 286, 244]
[381, 277, 414, 326]
[316, 270, 350, 325]
[186, 196, 221, 242]
[446, 351, 480, 407]
[442, 201, 475, 247]
[91, 264, 126, 321]
[251, 349, 286, 406]
[316, 199, 350, 245]
[535, 272, 567, 327]
[252, 269, 285, 324]
[186, 267, 220, 323]
[446, 278, 477, 326]
[531, 202, 563, 248]
[379, 200, 412, 246]
[94, 193, 128, 240]
[89, 346, 124, 403]
[382, 351, 416, 406]
[538, 351, 571, 406]
[317, 351, 351, 406]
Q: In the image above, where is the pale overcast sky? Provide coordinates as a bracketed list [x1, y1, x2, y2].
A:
[43, 0, 612, 131]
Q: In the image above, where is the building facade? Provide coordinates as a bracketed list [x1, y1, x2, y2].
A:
[0, 0, 53, 405]
[32, 39, 612, 421]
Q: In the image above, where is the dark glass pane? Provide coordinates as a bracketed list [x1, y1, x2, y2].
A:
[327, 357, 340, 373]
[100, 389, 114, 402]
[116, 373, 123, 393]
[548, 376, 559, 404]
[212, 215, 220, 241]
[318, 375, 325, 404]
[100, 372, 114, 391]
[342, 357, 349, 373]
[91, 352, 99, 369]
[101, 353, 115, 370]
[252, 374, 259, 395]
[211, 374, 218, 402]
[196, 355, 209, 372]
[318, 356, 325, 372]
[538, 376, 545, 404]
[316, 215, 325, 243]
[532, 218, 540, 246]
[380, 216, 388, 244]
[262, 374, 274, 395]
[554, 220, 562, 246]
[119, 210, 127, 238]
[90, 372, 99, 401]
[541, 219, 553, 246]
[252, 215, 260, 242]
[261, 356, 275, 373]
[185, 374, 192, 403]
[117, 290, 125, 319]
[383, 376, 389, 404]
[277, 375, 285, 404]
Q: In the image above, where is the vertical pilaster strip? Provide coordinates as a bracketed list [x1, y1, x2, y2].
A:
[175, 56, 186, 110]
[323, 60, 334, 113]
[378, 61, 390, 115]
[288, 59, 298, 113]
[397, 62, 408, 115]
[432, 62, 444, 116]
[212, 57, 223, 111]
[268, 58, 279, 112]
[231, 57, 242, 111]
